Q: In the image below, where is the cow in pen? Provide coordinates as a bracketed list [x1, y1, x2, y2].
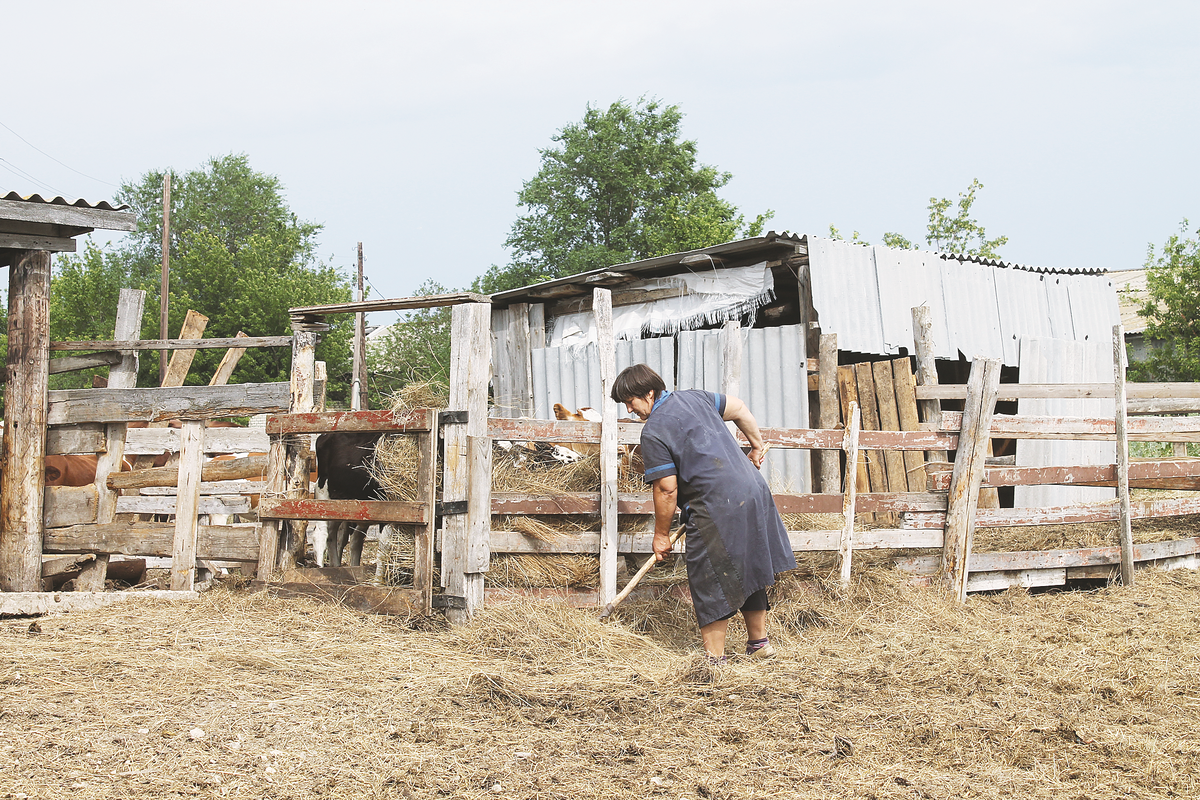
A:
[312, 431, 385, 568]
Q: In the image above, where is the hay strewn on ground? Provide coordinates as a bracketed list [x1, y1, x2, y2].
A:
[4, 568, 1200, 799]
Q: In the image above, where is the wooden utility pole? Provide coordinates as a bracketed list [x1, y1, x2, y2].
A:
[160, 173, 171, 384]
[351, 242, 367, 411]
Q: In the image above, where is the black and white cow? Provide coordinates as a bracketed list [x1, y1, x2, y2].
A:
[313, 431, 385, 568]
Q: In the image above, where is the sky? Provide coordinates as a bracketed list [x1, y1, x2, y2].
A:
[5, 1, 1198, 329]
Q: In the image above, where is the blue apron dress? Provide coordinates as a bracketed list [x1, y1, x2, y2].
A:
[640, 390, 796, 627]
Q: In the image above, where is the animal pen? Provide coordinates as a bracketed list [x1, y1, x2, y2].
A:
[2, 204, 1199, 619]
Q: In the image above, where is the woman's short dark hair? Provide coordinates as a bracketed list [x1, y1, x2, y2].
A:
[611, 363, 666, 403]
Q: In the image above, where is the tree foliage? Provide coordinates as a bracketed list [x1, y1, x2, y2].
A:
[1129, 220, 1200, 381]
[366, 279, 453, 406]
[878, 179, 1007, 258]
[51, 154, 353, 395]
[479, 98, 772, 293]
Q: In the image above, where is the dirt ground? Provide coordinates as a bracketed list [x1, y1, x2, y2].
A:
[2, 563, 1199, 800]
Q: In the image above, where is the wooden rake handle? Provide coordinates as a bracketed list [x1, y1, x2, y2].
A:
[600, 525, 685, 619]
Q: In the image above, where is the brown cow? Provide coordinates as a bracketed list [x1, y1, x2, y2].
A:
[44, 454, 133, 487]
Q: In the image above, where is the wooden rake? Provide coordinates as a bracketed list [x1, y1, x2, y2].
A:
[599, 525, 685, 620]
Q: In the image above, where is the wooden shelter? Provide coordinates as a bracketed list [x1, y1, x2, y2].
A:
[0, 193, 136, 591]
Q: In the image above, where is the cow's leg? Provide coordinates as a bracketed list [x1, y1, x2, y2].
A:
[312, 483, 335, 568]
[345, 524, 369, 567]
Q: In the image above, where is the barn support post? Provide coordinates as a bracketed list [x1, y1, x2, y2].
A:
[443, 301, 491, 623]
[911, 305, 948, 465]
[1113, 324, 1135, 585]
[818, 333, 840, 493]
[0, 249, 52, 591]
[281, 322, 319, 570]
[838, 401, 861, 587]
[595, 289, 619, 606]
[942, 357, 1001, 602]
[77, 288, 146, 591]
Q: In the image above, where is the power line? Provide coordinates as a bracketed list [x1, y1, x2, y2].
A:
[0, 119, 119, 189]
[0, 156, 65, 195]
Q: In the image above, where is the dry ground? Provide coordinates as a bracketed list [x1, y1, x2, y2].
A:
[2, 565, 1199, 800]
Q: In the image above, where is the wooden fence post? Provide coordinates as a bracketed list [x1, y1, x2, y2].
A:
[596, 289, 619, 606]
[170, 420, 204, 590]
[911, 305, 948, 465]
[818, 333, 840, 493]
[77, 288, 146, 591]
[1113, 324, 1134, 585]
[838, 402, 861, 587]
[444, 302, 491, 623]
[942, 357, 1002, 602]
[280, 324, 318, 570]
[0, 250, 51, 591]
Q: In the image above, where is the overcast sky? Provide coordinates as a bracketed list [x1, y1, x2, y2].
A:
[6, 1, 1198, 326]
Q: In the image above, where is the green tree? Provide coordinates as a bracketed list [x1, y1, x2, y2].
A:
[875, 179, 1007, 258]
[51, 154, 354, 396]
[479, 98, 772, 293]
[1129, 220, 1200, 381]
[366, 279, 453, 406]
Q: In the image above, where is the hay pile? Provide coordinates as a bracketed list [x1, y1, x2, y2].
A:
[5, 568, 1200, 799]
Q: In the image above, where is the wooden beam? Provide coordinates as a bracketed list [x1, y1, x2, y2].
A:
[253, 582, 426, 616]
[817, 333, 840, 493]
[0, 198, 137, 231]
[925, 457, 1200, 490]
[288, 292, 490, 317]
[918, 495, 1200, 527]
[266, 408, 434, 435]
[839, 402, 860, 586]
[258, 498, 428, 524]
[49, 382, 290, 425]
[595, 288, 619, 607]
[171, 421, 205, 591]
[0, 590, 197, 617]
[872, 359, 907, 494]
[936, 411, 1200, 442]
[916, 382, 1200, 400]
[942, 358, 1002, 602]
[0, 233, 76, 252]
[124, 427, 269, 455]
[1113, 324, 1134, 586]
[44, 522, 260, 561]
[108, 455, 268, 489]
[51, 335, 293, 352]
[0, 249, 51, 591]
[48, 351, 123, 374]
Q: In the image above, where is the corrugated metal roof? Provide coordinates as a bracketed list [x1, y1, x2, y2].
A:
[489, 232, 803, 307]
[1, 190, 130, 211]
[807, 237, 1121, 366]
[936, 251, 1103, 276]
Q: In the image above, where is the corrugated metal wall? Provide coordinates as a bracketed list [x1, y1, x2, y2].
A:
[1013, 335, 1116, 508]
[531, 325, 809, 492]
[808, 237, 1121, 366]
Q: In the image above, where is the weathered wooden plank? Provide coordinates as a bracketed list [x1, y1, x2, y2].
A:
[966, 538, 1200, 572]
[44, 485, 99, 528]
[839, 403, 861, 586]
[259, 498, 427, 524]
[109, 455, 268, 489]
[872, 360, 908, 495]
[0, 197, 137, 231]
[141, 481, 266, 496]
[49, 335, 292, 352]
[44, 522, 260, 561]
[918, 496, 1200, 527]
[410, 427, 439, 613]
[967, 568, 1067, 592]
[1113, 324, 1135, 585]
[267, 408, 434, 435]
[943, 358, 1002, 602]
[0, 249, 52, 591]
[489, 491, 947, 516]
[925, 458, 1200, 490]
[124, 426, 270, 455]
[917, 382, 1200, 400]
[911, 305, 948, 464]
[44, 424, 107, 455]
[171, 421, 205, 591]
[288, 292, 490, 317]
[937, 411, 1200, 441]
[48, 351, 122, 374]
[595, 288, 619, 606]
[892, 357, 927, 491]
[817, 333, 841, 493]
[0, 590, 198, 617]
[49, 382, 291, 425]
[210, 331, 250, 387]
[486, 528, 942, 554]
[115, 495, 252, 516]
[0, 232, 77, 252]
[854, 363, 887, 500]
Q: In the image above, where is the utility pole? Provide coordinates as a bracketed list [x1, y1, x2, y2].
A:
[159, 173, 171, 383]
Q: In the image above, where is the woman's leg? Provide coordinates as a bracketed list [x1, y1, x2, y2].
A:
[699, 618, 729, 658]
[742, 608, 767, 641]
